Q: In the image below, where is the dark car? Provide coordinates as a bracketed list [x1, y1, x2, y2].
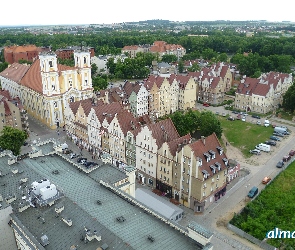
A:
[227, 116, 235, 121]
[232, 110, 239, 114]
[276, 160, 284, 168]
[289, 150, 295, 156]
[273, 132, 284, 137]
[63, 149, 73, 154]
[251, 114, 261, 119]
[270, 135, 280, 141]
[77, 157, 87, 163]
[283, 155, 291, 162]
[265, 140, 276, 146]
[23, 141, 29, 146]
[248, 186, 258, 198]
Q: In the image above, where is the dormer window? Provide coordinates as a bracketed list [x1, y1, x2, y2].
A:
[215, 162, 221, 171]
[198, 159, 202, 167]
[202, 170, 209, 179]
[209, 150, 216, 159]
[204, 153, 211, 162]
[216, 146, 223, 155]
[222, 158, 228, 166]
[210, 165, 216, 174]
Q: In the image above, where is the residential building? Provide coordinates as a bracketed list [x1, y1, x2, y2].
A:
[157, 134, 192, 198]
[144, 76, 160, 119]
[0, 90, 29, 133]
[176, 134, 228, 212]
[90, 54, 128, 74]
[150, 41, 186, 60]
[136, 118, 180, 188]
[3, 45, 50, 64]
[171, 74, 197, 110]
[188, 62, 232, 105]
[123, 81, 149, 117]
[0, 50, 93, 129]
[121, 45, 150, 58]
[234, 72, 293, 114]
[153, 62, 176, 76]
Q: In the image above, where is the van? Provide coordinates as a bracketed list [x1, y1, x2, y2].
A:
[248, 186, 258, 198]
[255, 143, 271, 152]
[274, 127, 287, 135]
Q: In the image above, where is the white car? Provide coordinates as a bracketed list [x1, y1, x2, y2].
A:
[242, 116, 246, 122]
[264, 120, 270, 127]
[250, 149, 261, 155]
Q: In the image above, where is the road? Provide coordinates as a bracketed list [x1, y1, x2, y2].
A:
[25, 110, 295, 250]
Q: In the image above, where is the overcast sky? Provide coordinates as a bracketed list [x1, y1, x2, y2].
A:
[2, 0, 294, 26]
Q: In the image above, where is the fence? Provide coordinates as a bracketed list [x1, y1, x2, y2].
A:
[227, 223, 276, 250]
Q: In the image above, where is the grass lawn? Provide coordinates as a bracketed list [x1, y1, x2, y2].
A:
[230, 160, 295, 248]
[219, 117, 274, 157]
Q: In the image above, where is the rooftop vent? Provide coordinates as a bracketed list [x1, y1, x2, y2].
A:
[40, 235, 49, 246]
[116, 216, 126, 222]
[148, 235, 155, 242]
[97, 200, 102, 205]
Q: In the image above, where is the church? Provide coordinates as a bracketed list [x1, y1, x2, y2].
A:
[0, 49, 93, 129]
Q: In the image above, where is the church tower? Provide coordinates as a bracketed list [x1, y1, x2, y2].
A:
[39, 52, 60, 96]
[74, 50, 92, 91]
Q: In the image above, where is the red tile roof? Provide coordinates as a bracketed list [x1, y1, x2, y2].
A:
[116, 110, 139, 137]
[236, 77, 260, 95]
[167, 134, 192, 156]
[188, 133, 228, 177]
[148, 118, 180, 148]
[20, 59, 43, 93]
[0, 63, 30, 83]
[0, 90, 11, 99]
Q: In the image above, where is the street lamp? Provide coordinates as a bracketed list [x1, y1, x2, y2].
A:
[245, 184, 250, 201]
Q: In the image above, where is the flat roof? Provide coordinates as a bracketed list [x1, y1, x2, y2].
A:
[0, 151, 204, 250]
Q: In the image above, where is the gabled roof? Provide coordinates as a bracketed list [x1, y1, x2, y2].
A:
[167, 134, 192, 157]
[95, 102, 123, 124]
[116, 110, 139, 137]
[20, 59, 43, 94]
[148, 118, 180, 148]
[252, 83, 270, 96]
[188, 133, 227, 177]
[0, 63, 30, 83]
[236, 77, 260, 96]
[220, 65, 230, 78]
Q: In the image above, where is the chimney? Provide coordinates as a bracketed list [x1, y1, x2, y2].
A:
[201, 136, 205, 145]
[163, 131, 168, 142]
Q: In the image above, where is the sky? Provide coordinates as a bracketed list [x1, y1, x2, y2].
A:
[1, 0, 295, 26]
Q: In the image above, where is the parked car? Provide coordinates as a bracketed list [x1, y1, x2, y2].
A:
[249, 149, 261, 155]
[283, 155, 291, 162]
[273, 132, 284, 137]
[77, 157, 87, 163]
[236, 114, 241, 120]
[241, 116, 246, 122]
[227, 116, 235, 121]
[270, 135, 280, 141]
[232, 110, 239, 114]
[23, 141, 29, 146]
[248, 186, 258, 198]
[265, 140, 276, 146]
[289, 150, 295, 156]
[276, 160, 284, 168]
[256, 121, 261, 125]
[252, 114, 261, 119]
[264, 120, 270, 127]
[70, 153, 78, 159]
[262, 177, 271, 184]
[222, 112, 226, 117]
[63, 149, 73, 154]
[215, 111, 219, 115]
[203, 103, 210, 107]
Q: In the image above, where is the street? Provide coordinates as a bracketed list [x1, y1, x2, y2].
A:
[24, 110, 295, 250]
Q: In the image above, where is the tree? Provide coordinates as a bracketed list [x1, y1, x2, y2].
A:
[282, 83, 295, 113]
[0, 126, 28, 155]
[187, 63, 201, 72]
[198, 111, 222, 138]
[0, 62, 8, 72]
[178, 60, 184, 73]
[218, 53, 228, 62]
[161, 54, 177, 63]
[106, 57, 116, 75]
[91, 63, 98, 77]
[92, 75, 108, 91]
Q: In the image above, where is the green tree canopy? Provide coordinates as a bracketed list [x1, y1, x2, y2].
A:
[199, 111, 223, 138]
[0, 126, 28, 155]
[92, 75, 108, 91]
[161, 54, 178, 63]
[282, 82, 295, 113]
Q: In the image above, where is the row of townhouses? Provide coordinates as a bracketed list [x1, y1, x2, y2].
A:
[122, 40, 186, 59]
[65, 98, 231, 212]
[234, 72, 293, 113]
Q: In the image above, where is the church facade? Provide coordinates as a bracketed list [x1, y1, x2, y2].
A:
[0, 50, 93, 129]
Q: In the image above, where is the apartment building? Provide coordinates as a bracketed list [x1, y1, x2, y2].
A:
[235, 72, 293, 114]
[176, 134, 228, 212]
